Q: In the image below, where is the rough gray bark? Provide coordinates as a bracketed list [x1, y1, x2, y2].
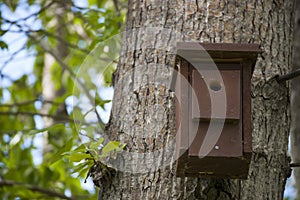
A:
[291, 0, 300, 198]
[101, 0, 294, 199]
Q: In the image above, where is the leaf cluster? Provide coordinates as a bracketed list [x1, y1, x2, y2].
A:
[0, 0, 127, 199]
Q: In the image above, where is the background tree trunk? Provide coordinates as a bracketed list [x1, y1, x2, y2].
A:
[101, 0, 294, 199]
[291, 0, 300, 198]
[41, 1, 69, 155]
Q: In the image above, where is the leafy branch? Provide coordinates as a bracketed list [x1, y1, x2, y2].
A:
[0, 1, 126, 199]
[2, 1, 56, 24]
[66, 139, 126, 182]
[0, 99, 65, 107]
[35, 29, 90, 53]
[0, 111, 97, 126]
[27, 33, 106, 129]
[1, 25, 88, 55]
[0, 179, 76, 200]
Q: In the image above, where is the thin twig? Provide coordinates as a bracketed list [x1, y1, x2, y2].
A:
[27, 34, 105, 129]
[35, 29, 90, 54]
[0, 44, 29, 72]
[1, 1, 55, 35]
[0, 52, 36, 60]
[112, 0, 122, 28]
[0, 99, 37, 107]
[0, 99, 64, 107]
[0, 111, 99, 127]
[113, 0, 121, 16]
[1, 27, 88, 55]
[0, 127, 48, 135]
[0, 73, 15, 83]
[0, 121, 100, 135]
[290, 163, 300, 167]
[0, 179, 76, 200]
[0, 111, 70, 120]
[71, 5, 106, 13]
[2, 1, 56, 24]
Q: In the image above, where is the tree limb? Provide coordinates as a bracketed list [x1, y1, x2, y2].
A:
[0, 111, 99, 127]
[0, 111, 69, 120]
[0, 99, 64, 107]
[0, 179, 76, 200]
[113, 0, 121, 16]
[112, 0, 122, 28]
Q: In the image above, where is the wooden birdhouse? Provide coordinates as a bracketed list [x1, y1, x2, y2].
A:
[175, 42, 260, 179]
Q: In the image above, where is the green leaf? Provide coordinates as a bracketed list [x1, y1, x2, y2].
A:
[48, 123, 65, 132]
[72, 162, 89, 174]
[9, 132, 22, 146]
[27, 0, 35, 5]
[97, 0, 106, 8]
[72, 107, 84, 121]
[49, 138, 73, 164]
[0, 40, 8, 50]
[119, 143, 126, 149]
[28, 128, 48, 135]
[73, 144, 86, 153]
[101, 141, 120, 155]
[95, 93, 111, 109]
[78, 163, 91, 178]
[0, 30, 7, 36]
[70, 152, 91, 162]
[88, 0, 96, 6]
[87, 149, 98, 158]
[89, 137, 104, 149]
[4, 0, 18, 12]
[85, 126, 95, 138]
[102, 64, 116, 85]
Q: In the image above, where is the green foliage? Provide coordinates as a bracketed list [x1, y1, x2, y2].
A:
[0, 40, 8, 50]
[64, 138, 126, 182]
[0, 0, 127, 199]
[3, 0, 19, 12]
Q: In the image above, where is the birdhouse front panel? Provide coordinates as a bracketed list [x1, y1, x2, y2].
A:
[189, 64, 242, 158]
[191, 65, 241, 120]
[175, 42, 260, 179]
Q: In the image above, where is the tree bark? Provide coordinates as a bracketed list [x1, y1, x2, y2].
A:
[291, 0, 300, 198]
[100, 0, 294, 199]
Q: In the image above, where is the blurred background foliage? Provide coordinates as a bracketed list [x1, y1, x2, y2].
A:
[0, 0, 127, 199]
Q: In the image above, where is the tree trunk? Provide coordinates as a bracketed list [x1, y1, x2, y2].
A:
[291, 0, 300, 198]
[41, 1, 68, 155]
[100, 0, 294, 199]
